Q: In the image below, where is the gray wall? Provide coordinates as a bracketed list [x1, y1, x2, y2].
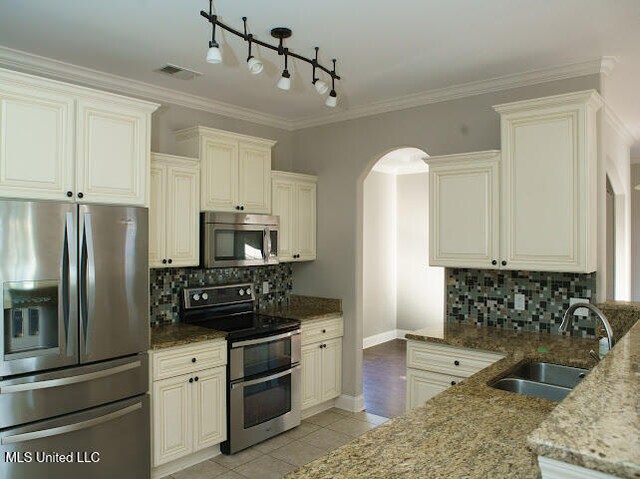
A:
[151, 103, 295, 171]
[290, 74, 602, 399]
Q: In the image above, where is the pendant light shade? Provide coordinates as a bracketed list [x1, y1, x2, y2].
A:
[314, 79, 329, 95]
[247, 56, 264, 74]
[325, 89, 337, 107]
[207, 43, 222, 63]
[277, 70, 291, 90]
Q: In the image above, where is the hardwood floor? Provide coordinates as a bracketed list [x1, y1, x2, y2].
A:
[363, 339, 406, 418]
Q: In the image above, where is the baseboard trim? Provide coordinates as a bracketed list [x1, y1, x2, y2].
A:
[301, 399, 337, 419]
[363, 329, 410, 349]
[152, 445, 220, 479]
[335, 394, 365, 413]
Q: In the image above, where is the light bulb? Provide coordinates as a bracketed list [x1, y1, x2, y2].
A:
[206, 43, 222, 64]
[247, 56, 264, 75]
[277, 70, 291, 91]
[314, 79, 329, 95]
[325, 90, 337, 107]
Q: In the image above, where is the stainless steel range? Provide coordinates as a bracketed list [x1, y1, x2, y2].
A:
[181, 284, 301, 454]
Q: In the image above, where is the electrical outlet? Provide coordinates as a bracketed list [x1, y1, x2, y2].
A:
[514, 293, 526, 311]
[262, 281, 269, 294]
[569, 298, 589, 317]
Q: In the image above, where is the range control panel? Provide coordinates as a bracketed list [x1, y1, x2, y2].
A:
[183, 283, 255, 309]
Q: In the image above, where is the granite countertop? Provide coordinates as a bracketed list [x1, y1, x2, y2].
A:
[287, 324, 598, 479]
[529, 318, 640, 478]
[262, 294, 342, 322]
[150, 322, 227, 350]
[150, 294, 342, 349]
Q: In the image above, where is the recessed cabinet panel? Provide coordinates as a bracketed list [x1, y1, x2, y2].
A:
[76, 99, 148, 205]
[300, 343, 322, 410]
[426, 152, 500, 269]
[272, 180, 296, 261]
[166, 166, 200, 267]
[296, 182, 317, 261]
[0, 90, 75, 200]
[153, 374, 193, 466]
[239, 144, 271, 214]
[201, 138, 238, 212]
[193, 367, 226, 450]
[321, 337, 342, 402]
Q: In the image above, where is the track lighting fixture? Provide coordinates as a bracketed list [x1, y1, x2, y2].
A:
[325, 60, 338, 107]
[200, 0, 341, 106]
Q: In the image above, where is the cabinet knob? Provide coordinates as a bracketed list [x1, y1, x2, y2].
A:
[235, 206, 240, 210]
[240, 206, 244, 211]
[322, 329, 326, 333]
[162, 259, 167, 264]
[450, 381, 456, 386]
[66, 191, 73, 198]
[77, 192, 84, 199]
[189, 378, 194, 383]
[191, 357, 196, 363]
[168, 259, 173, 264]
[454, 360, 460, 366]
[501, 260, 507, 266]
[491, 260, 497, 265]
[194, 376, 199, 382]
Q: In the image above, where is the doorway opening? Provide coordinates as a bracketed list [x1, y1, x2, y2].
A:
[361, 147, 445, 418]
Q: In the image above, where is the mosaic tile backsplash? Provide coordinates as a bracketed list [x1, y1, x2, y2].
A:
[447, 269, 598, 337]
[150, 264, 293, 324]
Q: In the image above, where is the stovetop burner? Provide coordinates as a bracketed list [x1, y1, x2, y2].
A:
[180, 283, 300, 341]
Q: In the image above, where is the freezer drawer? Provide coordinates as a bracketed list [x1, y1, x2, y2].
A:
[0, 395, 150, 479]
[0, 354, 147, 429]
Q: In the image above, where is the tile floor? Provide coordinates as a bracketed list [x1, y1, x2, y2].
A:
[161, 408, 389, 479]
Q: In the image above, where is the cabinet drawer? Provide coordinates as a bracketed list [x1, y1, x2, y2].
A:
[406, 341, 503, 377]
[301, 317, 343, 345]
[153, 340, 227, 381]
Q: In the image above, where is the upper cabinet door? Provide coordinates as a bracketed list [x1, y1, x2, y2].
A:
[201, 137, 238, 212]
[149, 163, 167, 268]
[427, 151, 500, 269]
[296, 181, 317, 261]
[238, 144, 271, 214]
[76, 98, 149, 206]
[272, 178, 296, 261]
[0, 86, 75, 200]
[166, 164, 200, 267]
[495, 91, 600, 273]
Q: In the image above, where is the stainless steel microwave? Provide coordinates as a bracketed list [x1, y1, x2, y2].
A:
[201, 213, 279, 268]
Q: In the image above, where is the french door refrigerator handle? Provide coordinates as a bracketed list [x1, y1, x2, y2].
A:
[62, 212, 74, 356]
[0, 402, 142, 445]
[80, 213, 96, 356]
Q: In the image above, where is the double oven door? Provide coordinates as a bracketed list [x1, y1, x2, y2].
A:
[225, 329, 301, 454]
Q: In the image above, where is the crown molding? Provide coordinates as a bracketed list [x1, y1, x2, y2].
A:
[292, 58, 614, 130]
[602, 102, 636, 147]
[0, 45, 615, 133]
[0, 45, 296, 131]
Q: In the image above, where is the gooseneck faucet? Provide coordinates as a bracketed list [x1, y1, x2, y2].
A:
[559, 303, 615, 352]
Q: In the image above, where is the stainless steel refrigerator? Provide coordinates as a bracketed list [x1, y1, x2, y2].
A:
[0, 200, 150, 479]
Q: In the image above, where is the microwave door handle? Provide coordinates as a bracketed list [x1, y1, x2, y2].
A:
[263, 228, 269, 260]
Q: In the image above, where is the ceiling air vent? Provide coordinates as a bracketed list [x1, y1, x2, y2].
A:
[155, 64, 202, 80]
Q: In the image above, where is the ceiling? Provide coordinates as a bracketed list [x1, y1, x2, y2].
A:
[0, 1, 638, 152]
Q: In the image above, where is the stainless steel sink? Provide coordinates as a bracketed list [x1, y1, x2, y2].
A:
[510, 361, 589, 389]
[490, 362, 589, 401]
[492, 378, 572, 401]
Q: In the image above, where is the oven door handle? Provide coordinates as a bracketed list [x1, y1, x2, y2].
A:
[231, 329, 301, 348]
[232, 365, 300, 389]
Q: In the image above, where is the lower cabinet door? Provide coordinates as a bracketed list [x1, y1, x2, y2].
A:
[193, 367, 226, 451]
[301, 343, 322, 410]
[153, 373, 193, 466]
[406, 368, 464, 411]
[321, 337, 342, 402]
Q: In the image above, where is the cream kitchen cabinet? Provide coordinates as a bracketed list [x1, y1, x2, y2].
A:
[174, 126, 276, 214]
[300, 317, 343, 413]
[426, 91, 601, 273]
[494, 90, 601, 273]
[0, 68, 157, 205]
[426, 151, 500, 269]
[272, 171, 317, 262]
[406, 340, 503, 411]
[151, 340, 226, 476]
[149, 153, 200, 268]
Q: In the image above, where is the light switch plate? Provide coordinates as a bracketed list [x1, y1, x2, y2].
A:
[569, 298, 589, 317]
[514, 293, 526, 311]
[262, 281, 269, 294]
